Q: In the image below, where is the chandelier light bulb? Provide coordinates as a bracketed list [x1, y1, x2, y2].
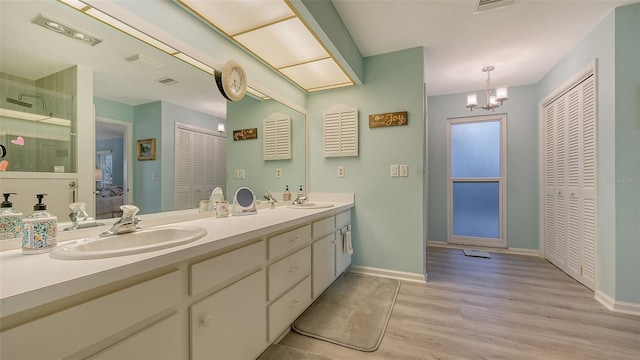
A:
[466, 93, 478, 108]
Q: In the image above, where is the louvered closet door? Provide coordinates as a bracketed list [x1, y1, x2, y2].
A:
[580, 77, 596, 288]
[191, 132, 207, 208]
[544, 104, 557, 262]
[566, 86, 582, 281]
[175, 126, 227, 211]
[176, 128, 192, 210]
[554, 96, 568, 269]
[543, 72, 596, 290]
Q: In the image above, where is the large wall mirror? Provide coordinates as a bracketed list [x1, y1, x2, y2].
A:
[0, 0, 306, 221]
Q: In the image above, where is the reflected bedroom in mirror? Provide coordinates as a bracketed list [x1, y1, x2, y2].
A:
[0, 0, 306, 223]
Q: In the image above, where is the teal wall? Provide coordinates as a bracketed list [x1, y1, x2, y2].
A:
[427, 84, 540, 249]
[536, 10, 617, 298]
[227, 97, 306, 199]
[94, 97, 134, 123]
[132, 102, 162, 214]
[308, 47, 425, 275]
[614, 4, 640, 304]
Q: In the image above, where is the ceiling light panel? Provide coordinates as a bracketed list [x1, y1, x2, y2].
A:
[179, 0, 294, 35]
[235, 17, 329, 69]
[280, 58, 352, 91]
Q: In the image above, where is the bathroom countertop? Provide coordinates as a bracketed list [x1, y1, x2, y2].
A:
[0, 194, 353, 318]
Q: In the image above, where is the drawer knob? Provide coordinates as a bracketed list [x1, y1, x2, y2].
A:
[289, 237, 300, 243]
[200, 315, 213, 327]
[289, 300, 300, 309]
[289, 265, 299, 273]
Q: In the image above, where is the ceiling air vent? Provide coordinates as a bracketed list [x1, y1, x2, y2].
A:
[126, 54, 162, 68]
[156, 77, 179, 86]
[475, 0, 515, 13]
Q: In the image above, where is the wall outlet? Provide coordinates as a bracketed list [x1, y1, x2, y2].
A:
[390, 164, 399, 177]
[400, 164, 408, 177]
[276, 168, 282, 178]
[337, 165, 345, 177]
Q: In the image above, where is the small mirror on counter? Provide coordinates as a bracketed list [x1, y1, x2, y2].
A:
[232, 187, 256, 216]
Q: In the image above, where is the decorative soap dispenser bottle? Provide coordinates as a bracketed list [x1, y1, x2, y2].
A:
[22, 194, 57, 254]
[0, 193, 24, 242]
[283, 185, 291, 202]
[297, 185, 304, 198]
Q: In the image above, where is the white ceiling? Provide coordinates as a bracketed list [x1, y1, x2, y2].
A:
[331, 0, 634, 96]
[1, 0, 634, 123]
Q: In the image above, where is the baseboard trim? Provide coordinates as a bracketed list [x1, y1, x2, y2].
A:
[349, 265, 426, 284]
[595, 290, 640, 316]
[427, 241, 541, 257]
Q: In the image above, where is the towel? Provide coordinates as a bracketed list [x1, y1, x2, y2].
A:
[343, 230, 353, 255]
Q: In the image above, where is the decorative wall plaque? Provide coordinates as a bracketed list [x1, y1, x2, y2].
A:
[233, 128, 258, 141]
[368, 111, 408, 128]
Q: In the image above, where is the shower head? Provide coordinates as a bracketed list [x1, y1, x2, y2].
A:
[6, 97, 33, 108]
[17, 94, 51, 116]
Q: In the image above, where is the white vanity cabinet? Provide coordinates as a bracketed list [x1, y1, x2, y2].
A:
[0, 271, 183, 359]
[311, 210, 352, 298]
[0, 203, 354, 360]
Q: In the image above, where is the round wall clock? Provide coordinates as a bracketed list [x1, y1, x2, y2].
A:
[215, 60, 247, 102]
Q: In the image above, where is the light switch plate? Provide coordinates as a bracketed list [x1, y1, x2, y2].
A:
[276, 168, 282, 178]
[239, 169, 245, 179]
[337, 166, 345, 177]
[400, 164, 408, 177]
[391, 164, 399, 177]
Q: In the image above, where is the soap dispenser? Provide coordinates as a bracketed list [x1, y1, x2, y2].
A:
[296, 185, 304, 198]
[22, 194, 57, 254]
[283, 185, 291, 202]
[0, 193, 24, 242]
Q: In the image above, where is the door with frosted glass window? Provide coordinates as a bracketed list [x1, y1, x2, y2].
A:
[447, 115, 506, 247]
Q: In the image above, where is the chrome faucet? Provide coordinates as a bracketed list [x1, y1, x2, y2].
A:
[292, 195, 308, 205]
[64, 202, 103, 231]
[100, 205, 141, 237]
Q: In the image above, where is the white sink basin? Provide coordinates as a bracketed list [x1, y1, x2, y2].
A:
[50, 225, 207, 260]
[287, 202, 335, 209]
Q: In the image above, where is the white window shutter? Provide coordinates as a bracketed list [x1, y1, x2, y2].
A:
[323, 104, 358, 157]
[263, 113, 291, 160]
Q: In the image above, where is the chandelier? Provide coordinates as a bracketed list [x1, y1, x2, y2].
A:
[466, 66, 508, 111]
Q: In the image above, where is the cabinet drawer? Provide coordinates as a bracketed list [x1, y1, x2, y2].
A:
[190, 240, 264, 296]
[268, 225, 311, 259]
[91, 313, 187, 359]
[0, 271, 180, 359]
[336, 210, 351, 229]
[268, 276, 311, 342]
[312, 216, 335, 239]
[268, 246, 311, 301]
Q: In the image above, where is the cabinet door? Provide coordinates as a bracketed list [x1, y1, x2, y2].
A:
[91, 313, 187, 359]
[312, 233, 336, 298]
[191, 269, 266, 360]
[335, 228, 351, 276]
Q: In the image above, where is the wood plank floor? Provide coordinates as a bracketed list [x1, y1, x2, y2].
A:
[279, 246, 640, 359]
